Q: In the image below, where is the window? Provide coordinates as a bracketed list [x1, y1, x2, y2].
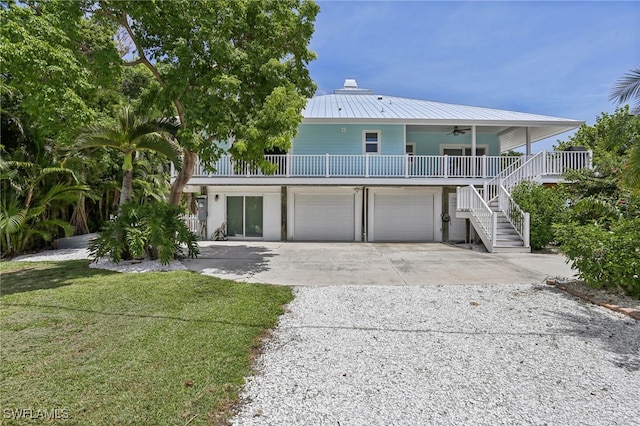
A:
[405, 143, 416, 155]
[443, 148, 463, 156]
[464, 147, 486, 156]
[363, 131, 380, 154]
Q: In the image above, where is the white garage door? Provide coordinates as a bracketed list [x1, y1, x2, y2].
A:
[293, 193, 355, 241]
[373, 193, 434, 241]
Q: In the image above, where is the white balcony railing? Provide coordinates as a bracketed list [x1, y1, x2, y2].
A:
[179, 151, 591, 181]
[186, 154, 525, 179]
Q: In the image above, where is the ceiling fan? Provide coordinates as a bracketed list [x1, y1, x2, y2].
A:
[448, 126, 471, 136]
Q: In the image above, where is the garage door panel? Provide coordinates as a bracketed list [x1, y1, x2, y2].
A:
[373, 193, 434, 241]
[294, 193, 355, 241]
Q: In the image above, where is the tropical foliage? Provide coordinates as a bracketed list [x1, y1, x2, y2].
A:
[1, 0, 318, 258]
[552, 108, 640, 297]
[89, 201, 198, 265]
[0, 157, 88, 257]
[511, 181, 567, 251]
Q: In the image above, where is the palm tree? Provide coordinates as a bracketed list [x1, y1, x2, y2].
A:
[75, 105, 182, 206]
[610, 67, 640, 114]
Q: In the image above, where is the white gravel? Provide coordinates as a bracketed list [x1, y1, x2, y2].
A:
[12, 249, 187, 273]
[13, 248, 92, 262]
[232, 284, 640, 426]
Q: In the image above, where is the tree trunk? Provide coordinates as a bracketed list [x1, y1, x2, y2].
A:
[70, 193, 90, 234]
[119, 169, 133, 206]
[168, 149, 196, 206]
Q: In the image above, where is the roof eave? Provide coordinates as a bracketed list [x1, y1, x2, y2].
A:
[301, 117, 584, 128]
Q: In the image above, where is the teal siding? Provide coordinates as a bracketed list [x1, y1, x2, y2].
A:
[218, 125, 500, 157]
[293, 124, 405, 155]
[406, 132, 500, 156]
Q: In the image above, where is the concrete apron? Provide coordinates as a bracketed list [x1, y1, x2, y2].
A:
[183, 241, 577, 286]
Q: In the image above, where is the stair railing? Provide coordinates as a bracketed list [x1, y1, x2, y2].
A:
[457, 185, 496, 251]
[501, 151, 545, 194]
[482, 156, 525, 203]
[498, 185, 530, 247]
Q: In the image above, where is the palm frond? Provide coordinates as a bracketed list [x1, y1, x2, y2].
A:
[39, 184, 90, 208]
[0, 204, 27, 234]
[610, 67, 640, 110]
[129, 119, 180, 143]
[36, 167, 79, 183]
[135, 136, 183, 171]
[76, 127, 126, 149]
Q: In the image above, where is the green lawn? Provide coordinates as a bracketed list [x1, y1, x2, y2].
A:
[0, 260, 293, 425]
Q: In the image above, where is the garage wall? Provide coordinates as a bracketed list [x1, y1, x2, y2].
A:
[367, 187, 443, 242]
[205, 186, 281, 241]
[287, 187, 363, 241]
[447, 192, 467, 242]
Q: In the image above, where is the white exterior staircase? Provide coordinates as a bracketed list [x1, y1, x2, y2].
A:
[456, 150, 592, 253]
[488, 200, 530, 253]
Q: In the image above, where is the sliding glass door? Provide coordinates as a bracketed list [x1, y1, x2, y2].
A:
[227, 196, 263, 238]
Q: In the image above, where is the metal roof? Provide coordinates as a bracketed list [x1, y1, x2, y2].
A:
[302, 91, 583, 148]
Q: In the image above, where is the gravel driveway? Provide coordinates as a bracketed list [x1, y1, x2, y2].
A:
[232, 284, 639, 425]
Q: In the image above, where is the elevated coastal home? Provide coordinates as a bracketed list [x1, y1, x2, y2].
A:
[177, 79, 590, 252]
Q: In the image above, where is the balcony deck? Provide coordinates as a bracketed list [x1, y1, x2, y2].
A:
[174, 152, 592, 186]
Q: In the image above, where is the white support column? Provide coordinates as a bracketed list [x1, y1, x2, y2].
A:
[471, 125, 477, 176]
[471, 125, 477, 154]
[325, 153, 330, 177]
[525, 127, 531, 156]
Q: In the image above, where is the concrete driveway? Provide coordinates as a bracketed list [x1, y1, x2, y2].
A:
[183, 242, 576, 286]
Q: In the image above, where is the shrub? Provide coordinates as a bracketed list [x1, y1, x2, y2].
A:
[511, 181, 567, 250]
[555, 218, 640, 297]
[89, 202, 199, 265]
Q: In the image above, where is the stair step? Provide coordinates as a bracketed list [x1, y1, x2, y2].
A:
[495, 240, 525, 247]
[492, 246, 531, 253]
[496, 236, 524, 246]
[496, 228, 520, 238]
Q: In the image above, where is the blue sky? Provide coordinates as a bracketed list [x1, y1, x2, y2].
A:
[307, 0, 640, 151]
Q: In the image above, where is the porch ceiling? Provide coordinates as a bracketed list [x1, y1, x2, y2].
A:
[405, 124, 581, 151]
[406, 124, 509, 134]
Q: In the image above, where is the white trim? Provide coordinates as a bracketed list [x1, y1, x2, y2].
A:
[362, 130, 381, 155]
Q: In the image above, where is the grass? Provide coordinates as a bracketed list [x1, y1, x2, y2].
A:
[0, 260, 293, 425]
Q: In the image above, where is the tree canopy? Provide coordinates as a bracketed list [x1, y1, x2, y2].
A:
[96, 0, 319, 204]
[2, 0, 319, 206]
[0, 0, 122, 145]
